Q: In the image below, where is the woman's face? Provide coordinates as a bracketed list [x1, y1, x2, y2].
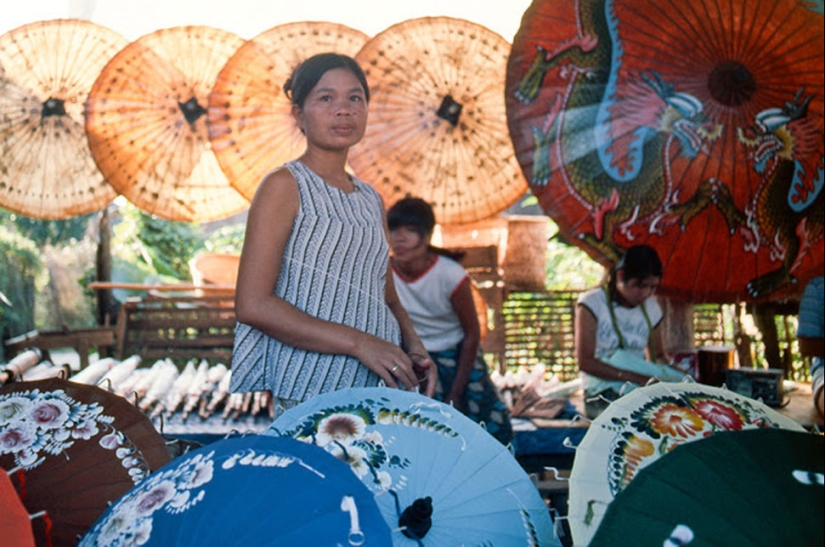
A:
[293, 67, 368, 150]
[389, 226, 428, 263]
[616, 273, 660, 307]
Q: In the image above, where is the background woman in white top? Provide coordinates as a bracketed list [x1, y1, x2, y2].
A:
[388, 197, 513, 444]
[575, 244, 673, 418]
[232, 54, 435, 415]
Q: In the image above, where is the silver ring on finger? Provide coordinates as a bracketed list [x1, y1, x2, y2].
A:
[391, 365, 399, 373]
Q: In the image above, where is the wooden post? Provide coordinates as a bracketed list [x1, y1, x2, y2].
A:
[659, 297, 694, 355]
[95, 206, 118, 328]
[750, 302, 781, 370]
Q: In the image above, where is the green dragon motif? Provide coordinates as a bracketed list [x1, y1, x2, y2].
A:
[513, 0, 722, 263]
[671, 91, 824, 297]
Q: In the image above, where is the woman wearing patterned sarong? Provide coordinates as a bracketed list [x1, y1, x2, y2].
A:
[231, 54, 435, 415]
[388, 197, 514, 445]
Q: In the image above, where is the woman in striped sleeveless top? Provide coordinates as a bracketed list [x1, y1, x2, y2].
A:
[231, 53, 436, 415]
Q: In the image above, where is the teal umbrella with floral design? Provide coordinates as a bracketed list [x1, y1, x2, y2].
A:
[265, 386, 559, 546]
[567, 381, 806, 547]
[0, 378, 171, 546]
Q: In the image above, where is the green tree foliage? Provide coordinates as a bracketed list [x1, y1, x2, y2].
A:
[0, 226, 45, 344]
[203, 223, 245, 255]
[545, 223, 605, 290]
[511, 194, 605, 290]
[0, 208, 93, 246]
[112, 203, 205, 280]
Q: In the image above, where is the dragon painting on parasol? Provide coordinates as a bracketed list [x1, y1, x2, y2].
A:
[676, 90, 824, 297]
[506, 0, 824, 302]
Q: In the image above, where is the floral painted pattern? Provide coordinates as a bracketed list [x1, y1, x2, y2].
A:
[82, 447, 306, 547]
[569, 383, 806, 547]
[267, 388, 557, 546]
[0, 388, 151, 482]
[610, 432, 656, 491]
[606, 389, 787, 495]
[273, 397, 461, 494]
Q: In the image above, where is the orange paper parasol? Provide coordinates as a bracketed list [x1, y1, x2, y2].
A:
[349, 17, 528, 225]
[0, 19, 128, 219]
[85, 26, 250, 222]
[0, 470, 35, 547]
[208, 22, 369, 200]
[506, 0, 824, 302]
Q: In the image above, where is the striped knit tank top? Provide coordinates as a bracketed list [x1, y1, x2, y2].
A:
[230, 160, 401, 401]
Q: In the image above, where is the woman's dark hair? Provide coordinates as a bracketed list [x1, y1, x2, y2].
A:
[284, 53, 370, 108]
[619, 245, 663, 279]
[605, 244, 663, 295]
[387, 197, 436, 237]
[387, 197, 464, 261]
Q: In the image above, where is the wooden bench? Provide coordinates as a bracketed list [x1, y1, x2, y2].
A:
[4, 326, 117, 369]
[114, 293, 236, 364]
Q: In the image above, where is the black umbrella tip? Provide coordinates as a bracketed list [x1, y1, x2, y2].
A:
[399, 496, 434, 539]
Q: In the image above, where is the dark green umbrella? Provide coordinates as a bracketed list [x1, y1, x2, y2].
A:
[590, 428, 824, 547]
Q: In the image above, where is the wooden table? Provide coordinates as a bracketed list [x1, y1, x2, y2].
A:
[777, 382, 823, 430]
[558, 382, 822, 429]
[516, 382, 822, 499]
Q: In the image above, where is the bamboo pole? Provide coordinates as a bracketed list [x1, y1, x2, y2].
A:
[87, 282, 235, 292]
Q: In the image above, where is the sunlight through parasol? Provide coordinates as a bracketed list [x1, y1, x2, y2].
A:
[208, 21, 369, 201]
[85, 25, 250, 222]
[349, 17, 528, 225]
[0, 19, 128, 219]
[506, 0, 824, 302]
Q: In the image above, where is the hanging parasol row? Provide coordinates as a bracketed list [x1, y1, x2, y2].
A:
[0, 17, 526, 224]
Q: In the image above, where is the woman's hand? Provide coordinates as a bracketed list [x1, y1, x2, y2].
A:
[446, 387, 466, 412]
[354, 335, 420, 391]
[410, 352, 437, 398]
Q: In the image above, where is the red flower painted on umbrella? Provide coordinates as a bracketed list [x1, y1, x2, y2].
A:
[691, 398, 746, 430]
[649, 403, 704, 439]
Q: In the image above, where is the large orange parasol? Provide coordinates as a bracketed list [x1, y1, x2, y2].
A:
[0, 19, 128, 219]
[506, 0, 824, 303]
[85, 26, 250, 222]
[349, 17, 528, 225]
[208, 22, 369, 201]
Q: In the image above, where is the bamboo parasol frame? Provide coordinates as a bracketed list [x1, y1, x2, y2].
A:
[0, 19, 128, 219]
[85, 26, 250, 222]
[349, 17, 528, 225]
[208, 21, 369, 200]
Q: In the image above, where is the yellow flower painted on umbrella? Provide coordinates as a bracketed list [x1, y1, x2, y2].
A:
[620, 434, 655, 489]
[649, 403, 705, 438]
[608, 432, 656, 494]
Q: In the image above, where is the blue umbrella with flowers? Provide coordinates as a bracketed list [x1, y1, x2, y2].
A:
[265, 386, 559, 546]
[79, 434, 391, 546]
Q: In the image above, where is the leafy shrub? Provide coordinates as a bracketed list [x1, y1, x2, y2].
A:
[0, 226, 46, 354]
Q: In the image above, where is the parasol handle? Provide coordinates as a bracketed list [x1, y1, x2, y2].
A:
[399, 496, 433, 540]
[340, 495, 365, 546]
